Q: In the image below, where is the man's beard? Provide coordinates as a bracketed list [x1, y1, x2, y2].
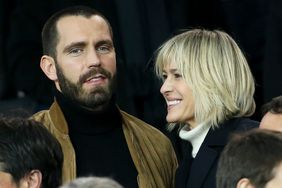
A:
[55, 63, 116, 111]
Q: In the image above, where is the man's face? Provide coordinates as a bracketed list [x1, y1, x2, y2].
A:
[54, 15, 116, 110]
[260, 112, 282, 132]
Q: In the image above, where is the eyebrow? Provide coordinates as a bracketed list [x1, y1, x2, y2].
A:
[163, 68, 179, 73]
[63, 41, 86, 54]
[95, 39, 114, 48]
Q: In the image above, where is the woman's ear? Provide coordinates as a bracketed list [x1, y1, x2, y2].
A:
[40, 55, 58, 81]
[236, 178, 255, 188]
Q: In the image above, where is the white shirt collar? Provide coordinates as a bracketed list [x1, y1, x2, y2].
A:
[179, 123, 211, 158]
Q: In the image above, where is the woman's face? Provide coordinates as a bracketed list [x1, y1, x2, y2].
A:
[160, 62, 196, 128]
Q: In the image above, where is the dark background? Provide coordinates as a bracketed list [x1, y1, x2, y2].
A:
[0, 0, 280, 130]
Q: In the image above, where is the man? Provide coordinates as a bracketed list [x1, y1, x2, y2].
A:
[0, 117, 63, 188]
[216, 129, 282, 188]
[260, 95, 282, 132]
[32, 6, 177, 187]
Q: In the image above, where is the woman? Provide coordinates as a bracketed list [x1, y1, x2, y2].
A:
[155, 29, 259, 188]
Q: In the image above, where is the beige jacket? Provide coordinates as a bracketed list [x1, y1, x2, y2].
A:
[32, 101, 177, 188]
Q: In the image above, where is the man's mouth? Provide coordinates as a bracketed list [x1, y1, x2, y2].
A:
[79, 67, 111, 85]
[85, 74, 107, 83]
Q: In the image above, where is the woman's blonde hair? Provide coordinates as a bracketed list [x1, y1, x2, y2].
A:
[155, 29, 256, 130]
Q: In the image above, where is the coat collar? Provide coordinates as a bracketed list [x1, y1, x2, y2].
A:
[49, 100, 69, 135]
[187, 118, 258, 188]
[186, 124, 227, 188]
[204, 118, 258, 146]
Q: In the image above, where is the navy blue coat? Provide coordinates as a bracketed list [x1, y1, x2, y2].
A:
[172, 118, 259, 188]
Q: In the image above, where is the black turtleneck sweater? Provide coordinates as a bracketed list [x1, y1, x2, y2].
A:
[55, 91, 138, 188]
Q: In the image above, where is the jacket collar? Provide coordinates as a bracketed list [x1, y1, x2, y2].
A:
[49, 100, 69, 135]
[187, 118, 245, 188]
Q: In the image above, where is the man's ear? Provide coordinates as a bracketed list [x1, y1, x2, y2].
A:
[40, 55, 58, 81]
[24, 170, 42, 188]
[236, 178, 255, 188]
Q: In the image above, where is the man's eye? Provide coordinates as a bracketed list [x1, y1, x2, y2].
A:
[162, 74, 167, 80]
[97, 46, 111, 54]
[69, 48, 83, 56]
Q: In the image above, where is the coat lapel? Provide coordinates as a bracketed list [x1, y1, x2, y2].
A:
[175, 141, 193, 188]
[49, 100, 69, 134]
[186, 121, 233, 188]
[187, 144, 219, 188]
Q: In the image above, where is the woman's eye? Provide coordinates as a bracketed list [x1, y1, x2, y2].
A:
[162, 74, 167, 79]
[174, 73, 182, 78]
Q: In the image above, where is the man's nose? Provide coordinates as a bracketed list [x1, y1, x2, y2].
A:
[86, 50, 101, 68]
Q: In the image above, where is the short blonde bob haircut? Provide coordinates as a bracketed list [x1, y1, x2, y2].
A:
[155, 29, 256, 130]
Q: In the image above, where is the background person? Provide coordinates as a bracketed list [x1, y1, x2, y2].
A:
[0, 117, 63, 188]
[260, 95, 282, 132]
[217, 129, 282, 188]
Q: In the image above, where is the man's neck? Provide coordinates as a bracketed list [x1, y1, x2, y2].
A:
[55, 89, 122, 134]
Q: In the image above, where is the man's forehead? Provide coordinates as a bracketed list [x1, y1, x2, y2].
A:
[56, 15, 111, 44]
[56, 15, 111, 39]
[57, 15, 107, 28]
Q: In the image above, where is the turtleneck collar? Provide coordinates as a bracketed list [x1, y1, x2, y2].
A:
[55, 89, 122, 135]
[179, 123, 211, 158]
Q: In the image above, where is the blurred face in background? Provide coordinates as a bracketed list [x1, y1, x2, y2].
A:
[265, 162, 282, 188]
[0, 171, 18, 188]
[260, 112, 282, 132]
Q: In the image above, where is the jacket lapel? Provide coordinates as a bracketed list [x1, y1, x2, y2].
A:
[187, 144, 219, 188]
[186, 121, 233, 188]
[49, 100, 69, 134]
[175, 141, 193, 188]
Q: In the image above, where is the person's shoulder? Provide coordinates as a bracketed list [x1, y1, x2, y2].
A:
[120, 110, 162, 133]
[120, 110, 169, 141]
[31, 101, 59, 122]
[31, 109, 50, 121]
[231, 117, 259, 131]
[30, 110, 52, 131]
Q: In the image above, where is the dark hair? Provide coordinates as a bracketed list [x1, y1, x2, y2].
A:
[216, 129, 282, 188]
[0, 117, 63, 188]
[261, 95, 282, 116]
[42, 5, 113, 59]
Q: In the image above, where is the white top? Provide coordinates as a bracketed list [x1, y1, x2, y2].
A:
[179, 123, 211, 158]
